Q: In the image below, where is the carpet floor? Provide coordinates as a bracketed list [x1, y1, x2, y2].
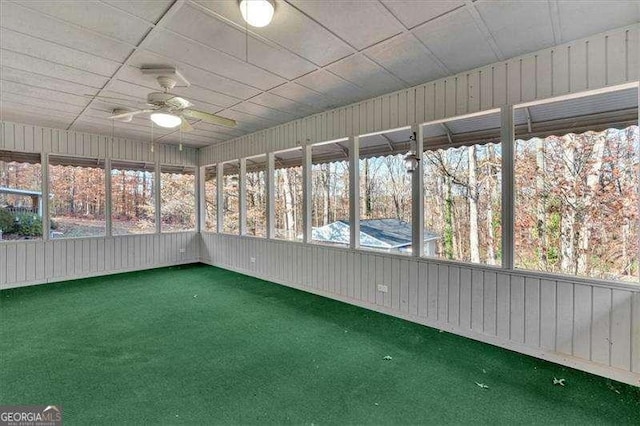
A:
[1, 264, 638, 424]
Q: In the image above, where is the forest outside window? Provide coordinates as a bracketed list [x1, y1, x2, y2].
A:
[160, 165, 196, 232]
[0, 151, 42, 240]
[49, 155, 106, 238]
[311, 140, 350, 246]
[204, 165, 217, 232]
[422, 110, 502, 264]
[111, 161, 155, 235]
[274, 148, 303, 241]
[222, 161, 239, 235]
[246, 155, 267, 237]
[357, 128, 413, 254]
[514, 85, 639, 283]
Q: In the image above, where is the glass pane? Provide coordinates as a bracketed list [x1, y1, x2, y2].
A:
[160, 168, 195, 232]
[111, 163, 155, 235]
[204, 165, 217, 232]
[514, 86, 639, 282]
[358, 128, 412, 254]
[0, 151, 43, 240]
[49, 157, 106, 238]
[274, 148, 303, 241]
[222, 162, 239, 234]
[422, 111, 502, 263]
[311, 140, 350, 247]
[246, 156, 267, 237]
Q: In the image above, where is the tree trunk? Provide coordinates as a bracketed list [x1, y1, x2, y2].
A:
[560, 136, 576, 274]
[323, 165, 330, 225]
[282, 169, 295, 236]
[485, 145, 497, 265]
[444, 176, 454, 259]
[468, 146, 480, 263]
[535, 138, 547, 267]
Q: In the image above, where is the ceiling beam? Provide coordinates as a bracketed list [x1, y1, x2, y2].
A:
[67, 0, 187, 132]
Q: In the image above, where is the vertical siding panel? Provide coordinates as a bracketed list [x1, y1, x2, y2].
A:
[391, 257, 400, 310]
[480, 67, 493, 111]
[569, 41, 588, 92]
[408, 260, 419, 316]
[459, 267, 472, 330]
[591, 287, 611, 365]
[610, 290, 631, 371]
[0, 245, 6, 286]
[493, 63, 507, 107]
[524, 277, 540, 348]
[605, 31, 627, 85]
[15, 243, 26, 282]
[510, 275, 525, 343]
[444, 79, 456, 118]
[471, 269, 484, 332]
[521, 56, 537, 101]
[418, 262, 429, 317]
[556, 281, 574, 355]
[539, 279, 557, 351]
[448, 266, 460, 326]
[632, 293, 640, 373]
[587, 36, 606, 89]
[456, 75, 468, 115]
[400, 258, 409, 313]
[434, 81, 446, 120]
[427, 263, 438, 320]
[507, 59, 522, 104]
[437, 263, 448, 322]
[483, 271, 497, 336]
[5, 244, 17, 283]
[467, 71, 480, 113]
[573, 284, 592, 360]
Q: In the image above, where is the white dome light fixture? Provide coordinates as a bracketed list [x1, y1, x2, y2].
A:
[239, 0, 275, 28]
[150, 112, 182, 128]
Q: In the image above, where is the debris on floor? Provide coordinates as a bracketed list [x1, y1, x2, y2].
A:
[475, 382, 489, 389]
[553, 378, 566, 386]
[382, 355, 392, 360]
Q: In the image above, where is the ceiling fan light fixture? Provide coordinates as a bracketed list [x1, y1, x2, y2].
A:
[150, 112, 182, 128]
[239, 0, 275, 27]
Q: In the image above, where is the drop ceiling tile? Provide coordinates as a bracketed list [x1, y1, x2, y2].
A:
[0, 100, 79, 121]
[0, 110, 74, 130]
[0, 91, 86, 114]
[557, 1, 640, 42]
[144, 31, 286, 91]
[381, 0, 464, 29]
[231, 102, 297, 123]
[194, 0, 353, 66]
[475, 0, 555, 58]
[364, 33, 448, 86]
[269, 82, 337, 110]
[327, 54, 406, 97]
[129, 51, 262, 100]
[295, 69, 369, 105]
[250, 92, 319, 116]
[196, 122, 247, 139]
[0, 29, 120, 77]
[101, 0, 173, 23]
[412, 8, 499, 74]
[246, 37, 317, 80]
[1, 2, 133, 63]
[1, 66, 99, 97]
[0, 49, 109, 89]
[0, 80, 89, 107]
[12, 0, 153, 45]
[220, 109, 280, 128]
[289, 0, 403, 50]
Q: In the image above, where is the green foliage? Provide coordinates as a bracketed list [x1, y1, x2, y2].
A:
[0, 208, 14, 233]
[13, 213, 43, 237]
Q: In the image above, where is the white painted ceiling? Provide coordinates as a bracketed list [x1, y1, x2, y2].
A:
[1, 0, 638, 148]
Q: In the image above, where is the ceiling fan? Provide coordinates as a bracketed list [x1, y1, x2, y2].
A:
[94, 72, 237, 131]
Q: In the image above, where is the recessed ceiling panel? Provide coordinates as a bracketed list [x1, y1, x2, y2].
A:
[289, 0, 404, 50]
[557, 1, 639, 42]
[269, 82, 337, 110]
[328, 54, 406, 98]
[295, 69, 369, 104]
[1, 80, 90, 107]
[250, 92, 319, 117]
[381, 0, 464, 29]
[101, 0, 173, 23]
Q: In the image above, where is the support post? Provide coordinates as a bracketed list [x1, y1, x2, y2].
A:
[198, 165, 205, 233]
[349, 136, 360, 249]
[501, 105, 515, 269]
[411, 124, 424, 257]
[41, 153, 50, 241]
[105, 158, 112, 237]
[239, 158, 247, 235]
[302, 144, 312, 243]
[155, 161, 161, 234]
[216, 163, 224, 233]
[266, 152, 275, 239]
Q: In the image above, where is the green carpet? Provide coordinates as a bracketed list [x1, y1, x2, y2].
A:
[1, 264, 638, 424]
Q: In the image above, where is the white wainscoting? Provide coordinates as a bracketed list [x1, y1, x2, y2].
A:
[200, 233, 640, 386]
[0, 232, 199, 289]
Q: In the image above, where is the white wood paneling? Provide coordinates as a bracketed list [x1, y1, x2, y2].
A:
[200, 233, 640, 386]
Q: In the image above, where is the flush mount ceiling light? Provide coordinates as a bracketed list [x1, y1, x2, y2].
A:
[239, 0, 275, 27]
[150, 112, 182, 128]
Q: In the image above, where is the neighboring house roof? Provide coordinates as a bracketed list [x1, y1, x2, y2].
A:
[312, 218, 439, 249]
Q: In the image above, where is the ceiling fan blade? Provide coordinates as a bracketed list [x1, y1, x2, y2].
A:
[180, 118, 194, 132]
[183, 109, 236, 128]
[108, 109, 153, 120]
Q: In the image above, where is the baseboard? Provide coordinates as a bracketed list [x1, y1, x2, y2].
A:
[0, 259, 199, 290]
[200, 258, 640, 387]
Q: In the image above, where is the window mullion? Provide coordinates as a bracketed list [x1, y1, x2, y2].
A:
[501, 104, 515, 270]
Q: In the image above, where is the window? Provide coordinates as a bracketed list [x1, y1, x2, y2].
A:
[111, 161, 155, 235]
[204, 165, 217, 232]
[274, 148, 303, 241]
[222, 161, 239, 234]
[311, 140, 350, 246]
[0, 151, 42, 240]
[358, 129, 411, 254]
[422, 111, 502, 263]
[160, 165, 195, 232]
[246, 155, 267, 237]
[514, 86, 639, 282]
[49, 155, 106, 238]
